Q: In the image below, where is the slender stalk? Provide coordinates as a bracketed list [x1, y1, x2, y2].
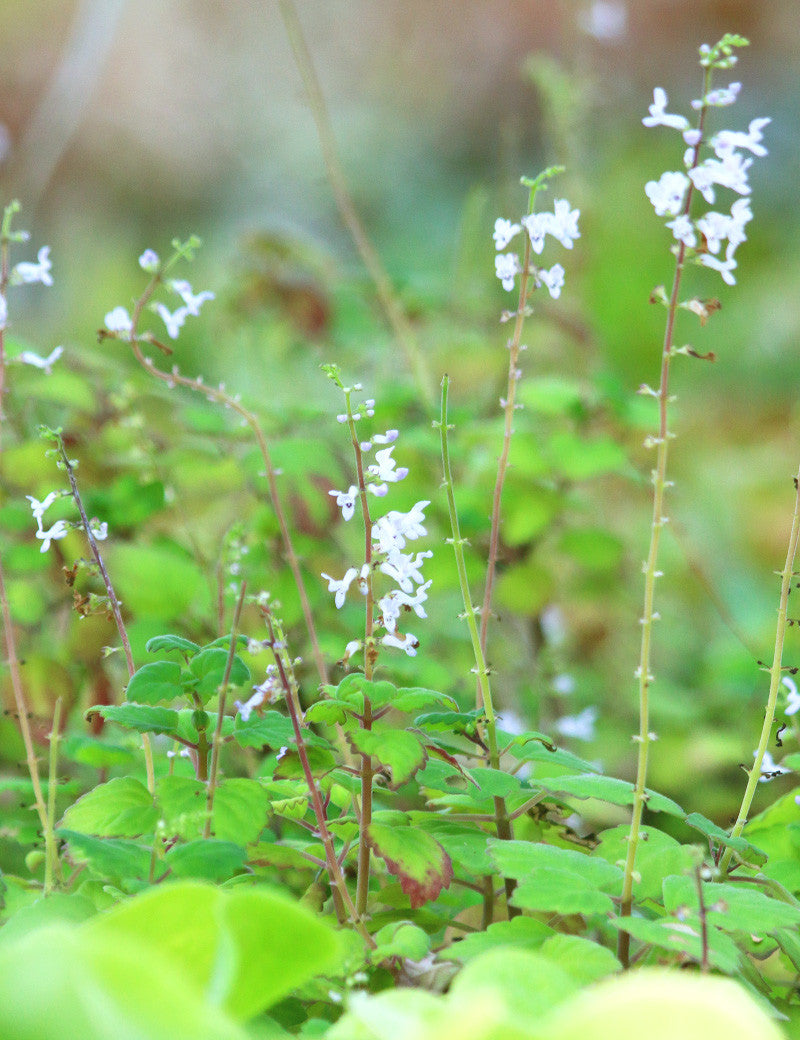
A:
[617, 75, 711, 967]
[53, 433, 156, 792]
[719, 466, 800, 875]
[479, 210, 534, 667]
[262, 606, 376, 948]
[277, 0, 433, 409]
[0, 556, 62, 882]
[44, 697, 63, 894]
[438, 375, 517, 915]
[204, 581, 247, 839]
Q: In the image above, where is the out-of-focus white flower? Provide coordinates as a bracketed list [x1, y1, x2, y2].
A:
[493, 218, 521, 250]
[782, 676, 800, 716]
[26, 491, 60, 527]
[139, 249, 160, 272]
[170, 279, 215, 316]
[495, 252, 521, 291]
[105, 306, 133, 334]
[643, 88, 690, 131]
[156, 302, 189, 340]
[645, 171, 690, 217]
[756, 750, 791, 782]
[554, 706, 597, 741]
[12, 246, 53, 286]
[329, 485, 359, 521]
[577, 0, 627, 42]
[538, 263, 565, 299]
[18, 346, 63, 374]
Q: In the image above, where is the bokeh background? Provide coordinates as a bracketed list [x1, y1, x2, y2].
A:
[2, 0, 800, 836]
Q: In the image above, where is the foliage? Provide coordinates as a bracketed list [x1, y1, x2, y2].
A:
[1, 27, 799, 1040]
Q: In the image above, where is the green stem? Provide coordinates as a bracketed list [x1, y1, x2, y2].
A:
[438, 375, 517, 915]
[204, 582, 247, 839]
[44, 697, 63, 894]
[277, 0, 433, 409]
[719, 466, 800, 875]
[618, 73, 711, 968]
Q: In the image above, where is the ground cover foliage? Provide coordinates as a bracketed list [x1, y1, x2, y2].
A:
[1, 25, 800, 1040]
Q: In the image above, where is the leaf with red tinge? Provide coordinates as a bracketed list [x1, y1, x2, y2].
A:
[367, 823, 453, 909]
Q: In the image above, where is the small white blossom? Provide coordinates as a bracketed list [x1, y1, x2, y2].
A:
[493, 218, 521, 250]
[643, 88, 690, 131]
[138, 249, 160, 272]
[521, 212, 550, 255]
[538, 263, 565, 299]
[12, 246, 53, 287]
[36, 519, 70, 552]
[0, 293, 6, 330]
[156, 302, 189, 340]
[89, 520, 108, 541]
[321, 567, 359, 609]
[368, 446, 408, 487]
[783, 676, 800, 716]
[693, 82, 741, 109]
[105, 306, 133, 334]
[329, 485, 359, 521]
[382, 631, 419, 657]
[756, 750, 791, 782]
[697, 244, 738, 285]
[26, 491, 60, 527]
[495, 252, 521, 291]
[548, 199, 581, 249]
[577, 0, 627, 42]
[235, 685, 269, 722]
[18, 346, 63, 374]
[665, 214, 697, 248]
[645, 170, 689, 217]
[170, 279, 215, 316]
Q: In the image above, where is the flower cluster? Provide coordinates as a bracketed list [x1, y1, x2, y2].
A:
[322, 408, 431, 658]
[643, 49, 769, 286]
[103, 249, 214, 340]
[493, 197, 579, 298]
[26, 490, 107, 553]
[0, 218, 63, 373]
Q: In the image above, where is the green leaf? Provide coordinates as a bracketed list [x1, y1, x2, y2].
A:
[332, 674, 398, 712]
[303, 699, 354, 726]
[56, 831, 154, 885]
[608, 916, 742, 974]
[450, 917, 555, 963]
[371, 921, 431, 963]
[534, 774, 684, 816]
[392, 687, 459, 714]
[157, 776, 208, 840]
[367, 823, 453, 909]
[414, 708, 485, 735]
[0, 923, 249, 1040]
[520, 375, 586, 415]
[84, 882, 341, 1020]
[348, 728, 427, 788]
[593, 825, 699, 902]
[512, 873, 615, 916]
[164, 840, 247, 882]
[663, 875, 800, 935]
[469, 766, 523, 798]
[187, 648, 250, 701]
[234, 710, 296, 749]
[212, 779, 270, 844]
[489, 840, 621, 914]
[59, 777, 157, 837]
[146, 634, 201, 657]
[125, 660, 184, 705]
[547, 431, 628, 480]
[87, 703, 180, 736]
[415, 820, 496, 875]
[684, 811, 767, 866]
[537, 934, 620, 985]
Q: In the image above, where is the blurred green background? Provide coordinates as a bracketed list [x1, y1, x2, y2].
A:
[2, 0, 800, 835]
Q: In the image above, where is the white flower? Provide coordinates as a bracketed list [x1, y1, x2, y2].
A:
[645, 171, 689, 217]
[549, 199, 581, 249]
[0, 293, 6, 330]
[554, 706, 598, 741]
[36, 519, 70, 552]
[697, 243, 738, 285]
[712, 117, 770, 159]
[693, 82, 741, 109]
[756, 750, 791, 782]
[378, 581, 432, 632]
[139, 249, 160, 272]
[89, 520, 108, 541]
[372, 502, 429, 554]
[329, 485, 359, 521]
[156, 302, 189, 339]
[26, 491, 60, 527]
[170, 279, 215, 316]
[493, 218, 521, 250]
[783, 676, 800, 716]
[521, 212, 550, 255]
[368, 446, 409, 486]
[321, 567, 359, 609]
[105, 306, 133, 334]
[665, 214, 696, 248]
[235, 685, 268, 722]
[552, 673, 576, 695]
[643, 87, 690, 131]
[18, 346, 63, 374]
[379, 551, 433, 594]
[538, 263, 565, 299]
[12, 246, 53, 286]
[495, 252, 521, 291]
[382, 631, 419, 657]
[577, 0, 627, 42]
